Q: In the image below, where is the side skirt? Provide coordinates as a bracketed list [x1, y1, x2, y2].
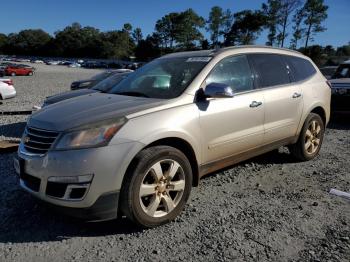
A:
[199, 136, 298, 177]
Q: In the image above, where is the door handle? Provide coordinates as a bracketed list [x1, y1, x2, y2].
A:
[292, 92, 302, 98]
[250, 101, 262, 108]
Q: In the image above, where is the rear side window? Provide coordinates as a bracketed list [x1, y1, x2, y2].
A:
[249, 54, 290, 88]
[284, 55, 317, 82]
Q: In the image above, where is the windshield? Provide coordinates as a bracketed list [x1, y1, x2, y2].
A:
[92, 73, 130, 92]
[109, 57, 210, 99]
[332, 64, 350, 79]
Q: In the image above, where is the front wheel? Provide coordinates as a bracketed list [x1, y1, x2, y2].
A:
[28, 71, 33, 76]
[289, 113, 325, 161]
[11, 72, 16, 76]
[120, 146, 192, 228]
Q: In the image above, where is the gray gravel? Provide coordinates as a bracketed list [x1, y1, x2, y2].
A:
[0, 64, 349, 261]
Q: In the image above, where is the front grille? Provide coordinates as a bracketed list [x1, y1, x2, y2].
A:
[21, 173, 41, 192]
[23, 126, 59, 154]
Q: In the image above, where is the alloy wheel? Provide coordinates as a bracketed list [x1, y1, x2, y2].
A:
[304, 120, 321, 154]
[139, 159, 185, 218]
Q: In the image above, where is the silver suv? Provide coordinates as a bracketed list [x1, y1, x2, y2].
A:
[15, 46, 331, 227]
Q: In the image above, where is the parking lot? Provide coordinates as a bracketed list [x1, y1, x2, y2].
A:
[0, 64, 349, 261]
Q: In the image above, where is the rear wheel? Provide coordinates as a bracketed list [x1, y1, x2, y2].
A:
[11, 72, 16, 76]
[289, 113, 325, 161]
[28, 71, 33, 76]
[120, 146, 192, 228]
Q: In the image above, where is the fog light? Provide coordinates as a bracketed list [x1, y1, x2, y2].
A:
[48, 174, 93, 184]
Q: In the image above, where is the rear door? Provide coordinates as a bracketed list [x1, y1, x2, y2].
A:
[249, 54, 303, 144]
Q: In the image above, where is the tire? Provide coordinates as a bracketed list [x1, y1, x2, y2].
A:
[11, 72, 16, 76]
[28, 72, 33, 76]
[289, 113, 325, 161]
[120, 146, 192, 228]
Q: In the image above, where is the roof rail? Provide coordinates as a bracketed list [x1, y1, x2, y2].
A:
[214, 45, 303, 55]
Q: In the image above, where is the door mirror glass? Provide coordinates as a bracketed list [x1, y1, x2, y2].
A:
[204, 82, 234, 98]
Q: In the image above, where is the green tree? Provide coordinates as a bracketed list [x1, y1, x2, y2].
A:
[0, 33, 8, 54]
[5, 29, 52, 56]
[135, 33, 162, 61]
[336, 45, 350, 56]
[122, 23, 133, 33]
[102, 30, 135, 59]
[262, 0, 280, 46]
[263, 0, 301, 47]
[155, 13, 179, 48]
[174, 8, 205, 49]
[299, 45, 325, 65]
[290, 8, 305, 49]
[278, 0, 301, 47]
[54, 23, 102, 57]
[303, 0, 328, 48]
[225, 10, 266, 46]
[221, 9, 234, 38]
[206, 6, 225, 46]
[132, 27, 143, 43]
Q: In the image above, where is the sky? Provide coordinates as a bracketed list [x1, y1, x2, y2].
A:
[0, 0, 349, 48]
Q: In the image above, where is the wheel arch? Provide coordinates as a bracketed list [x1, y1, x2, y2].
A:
[145, 137, 200, 187]
[310, 106, 326, 126]
[123, 136, 200, 189]
[297, 103, 329, 136]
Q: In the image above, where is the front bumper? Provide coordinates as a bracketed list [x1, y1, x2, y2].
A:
[42, 191, 120, 221]
[15, 141, 144, 220]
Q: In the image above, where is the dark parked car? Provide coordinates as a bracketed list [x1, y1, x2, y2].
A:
[329, 61, 350, 113]
[70, 69, 133, 90]
[42, 72, 131, 107]
[319, 66, 337, 80]
[81, 61, 109, 69]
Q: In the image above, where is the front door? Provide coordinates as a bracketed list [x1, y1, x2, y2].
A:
[198, 55, 265, 164]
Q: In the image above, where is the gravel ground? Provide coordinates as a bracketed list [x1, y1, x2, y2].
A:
[0, 64, 349, 262]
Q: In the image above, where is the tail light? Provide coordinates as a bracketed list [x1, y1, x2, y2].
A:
[1, 80, 13, 86]
[326, 80, 332, 88]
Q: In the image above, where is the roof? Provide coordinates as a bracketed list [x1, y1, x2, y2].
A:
[161, 45, 303, 59]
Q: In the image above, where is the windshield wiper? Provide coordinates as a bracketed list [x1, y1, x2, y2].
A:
[114, 91, 149, 98]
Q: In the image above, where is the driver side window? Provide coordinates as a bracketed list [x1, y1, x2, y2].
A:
[206, 55, 254, 93]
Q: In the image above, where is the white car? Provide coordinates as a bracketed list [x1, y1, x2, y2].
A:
[0, 78, 16, 99]
[68, 62, 81, 68]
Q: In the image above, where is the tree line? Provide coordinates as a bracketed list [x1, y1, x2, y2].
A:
[0, 0, 348, 65]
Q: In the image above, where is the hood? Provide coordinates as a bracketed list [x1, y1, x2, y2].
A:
[45, 89, 98, 105]
[29, 93, 165, 131]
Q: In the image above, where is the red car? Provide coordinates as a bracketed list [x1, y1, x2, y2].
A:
[5, 65, 34, 76]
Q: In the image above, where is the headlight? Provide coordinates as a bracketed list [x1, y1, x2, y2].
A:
[54, 118, 127, 150]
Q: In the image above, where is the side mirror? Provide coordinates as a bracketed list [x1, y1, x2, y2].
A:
[204, 82, 234, 98]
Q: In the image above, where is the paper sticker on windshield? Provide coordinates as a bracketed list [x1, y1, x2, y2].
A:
[186, 57, 212, 62]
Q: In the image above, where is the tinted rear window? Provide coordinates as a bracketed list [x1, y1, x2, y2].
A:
[332, 64, 350, 79]
[284, 55, 316, 82]
[249, 54, 290, 88]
